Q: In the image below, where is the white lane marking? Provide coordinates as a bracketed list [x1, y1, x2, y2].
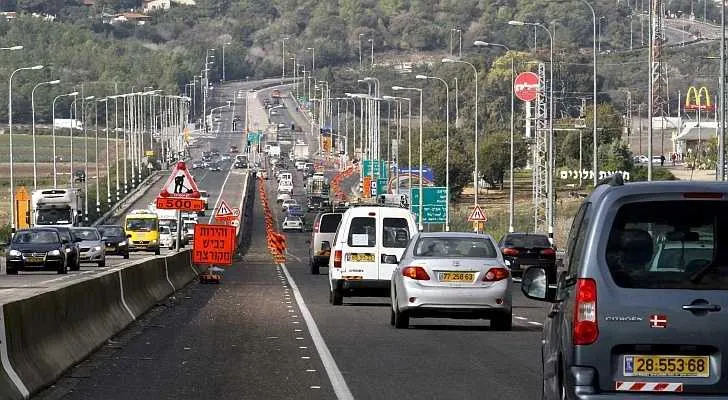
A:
[0, 306, 30, 397]
[280, 263, 354, 400]
[284, 250, 304, 263]
[118, 271, 136, 320]
[207, 164, 235, 224]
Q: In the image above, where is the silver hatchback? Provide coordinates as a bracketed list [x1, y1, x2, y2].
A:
[522, 175, 728, 398]
[390, 232, 513, 330]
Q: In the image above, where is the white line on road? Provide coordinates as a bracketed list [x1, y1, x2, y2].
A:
[207, 164, 235, 224]
[280, 263, 354, 400]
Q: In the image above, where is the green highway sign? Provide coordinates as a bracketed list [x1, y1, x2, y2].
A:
[247, 131, 261, 144]
[362, 160, 388, 179]
[376, 178, 388, 195]
[409, 186, 447, 224]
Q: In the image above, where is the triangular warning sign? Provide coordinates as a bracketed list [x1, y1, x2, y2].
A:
[215, 200, 234, 218]
[467, 205, 487, 222]
[159, 161, 200, 199]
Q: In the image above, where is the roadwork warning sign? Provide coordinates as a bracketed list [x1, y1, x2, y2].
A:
[192, 224, 237, 266]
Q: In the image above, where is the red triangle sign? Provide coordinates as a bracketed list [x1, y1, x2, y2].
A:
[467, 205, 487, 222]
[215, 200, 234, 218]
[159, 161, 201, 198]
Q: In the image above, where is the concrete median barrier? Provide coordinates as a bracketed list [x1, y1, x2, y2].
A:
[166, 250, 196, 290]
[120, 257, 174, 317]
[2, 272, 135, 398]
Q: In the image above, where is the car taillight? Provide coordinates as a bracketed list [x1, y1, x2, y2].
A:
[502, 247, 519, 256]
[333, 250, 342, 268]
[402, 266, 430, 280]
[540, 248, 555, 256]
[313, 220, 320, 232]
[483, 267, 509, 281]
[573, 278, 598, 345]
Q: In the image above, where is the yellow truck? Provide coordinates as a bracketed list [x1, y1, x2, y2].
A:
[124, 209, 161, 255]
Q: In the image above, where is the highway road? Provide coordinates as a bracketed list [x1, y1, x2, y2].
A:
[0, 79, 273, 305]
[36, 84, 551, 400]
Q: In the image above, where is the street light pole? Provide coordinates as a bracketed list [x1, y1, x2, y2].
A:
[52, 91, 78, 188]
[8, 64, 43, 232]
[416, 75, 450, 231]
[369, 38, 374, 67]
[392, 86, 424, 231]
[282, 37, 289, 80]
[222, 41, 231, 82]
[31, 78, 61, 190]
[359, 34, 365, 70]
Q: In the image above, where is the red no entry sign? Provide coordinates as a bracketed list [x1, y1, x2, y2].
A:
[514, 72, 540, 102]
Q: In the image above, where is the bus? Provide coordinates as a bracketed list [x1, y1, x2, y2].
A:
[124, 209, 161, 255]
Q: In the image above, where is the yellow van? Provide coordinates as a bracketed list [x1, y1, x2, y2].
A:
[124, 209, 161, 255]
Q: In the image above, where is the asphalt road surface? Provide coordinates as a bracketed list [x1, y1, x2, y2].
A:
[0, 78, 268, 305]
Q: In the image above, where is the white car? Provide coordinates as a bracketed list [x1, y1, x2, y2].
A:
[278, 181, 293, 194]
[633, 155, 649, 164]
[295, 161, 307, 170]
[160, 225, 175, 250]
[281, 216, 304, 232]
[277, 193, 291, 203]
[281, 199, 298, 212]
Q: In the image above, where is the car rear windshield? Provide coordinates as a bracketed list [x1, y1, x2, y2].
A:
[382, 218, 410, 248]
[414, 237, 498, 258]
[347, 217, 376, 247]
[605, 200, 728, 289]
[503, 234, 551, 248]
[99, 226, 124, 237]
[320, 214, 342, 233]
[13, 230, 59, 244]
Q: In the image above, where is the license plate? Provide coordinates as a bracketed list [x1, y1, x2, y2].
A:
[349, 253, 374, 262]
[624, 355, 709, 377]
[25, 257, 44, 263]
[438, 272, 475, 282]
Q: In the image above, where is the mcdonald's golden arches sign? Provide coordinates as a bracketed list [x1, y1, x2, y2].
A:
[684, 86, 715, 111]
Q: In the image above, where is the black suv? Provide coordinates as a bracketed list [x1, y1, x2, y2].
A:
[498, 232, 556, 279]
[98, 224, 130, 259]
[49, 226, 82, 271]
[6, 228, 77, 274]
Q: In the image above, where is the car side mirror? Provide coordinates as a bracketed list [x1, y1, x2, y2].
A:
[101, 236, 109, 242]
[62, 239, 70, 245]
[381, 254, 398, 264]
[74, 237, 83, 243]
[126, 234, 132, 238]
[521, 266, 556, 302]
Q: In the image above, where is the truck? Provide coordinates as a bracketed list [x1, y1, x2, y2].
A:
[306, 175, 329, 197]
[293, 142, 310, 161]
[31, 188, 84, 227]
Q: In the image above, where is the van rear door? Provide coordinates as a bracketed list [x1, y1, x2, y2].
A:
[341, 213, 378, 281]
[378, 215, 413, 280]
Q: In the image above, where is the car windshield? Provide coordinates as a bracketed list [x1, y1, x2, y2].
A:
[13, 230, 59, 244]
[73, 228, 100, 241]
[160, 226, 171, 234]
[605, 200, 728, 289]
[503, 234, 551, 248]
[414, 237, 498, 258]
[99, 226, 125, 237]
[36, 208, 73, 225]
[126, 218, 158, 231]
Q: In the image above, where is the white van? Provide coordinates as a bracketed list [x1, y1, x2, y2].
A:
[328, 206, 418, 305]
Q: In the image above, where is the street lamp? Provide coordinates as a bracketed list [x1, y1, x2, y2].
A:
[8, 64, 43, 232]
[222, 41, 231, 82]
[31, 78, 60, 190]
[416, 74, 451, 231]
[282, 37, 290, 80]
[383, 95, 412, 193]
[52, 91, 78, 188]
[508, 20, 555, 241]
[307, 47, 315, 78]
[368, 38, 374, 67]
[441, 57, 480, 219]
[474, 40, 515, 233]
[358, 33, 365, 69]
[392, 85, 424, 231]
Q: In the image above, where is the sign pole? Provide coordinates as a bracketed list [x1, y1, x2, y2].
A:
[176, 210, 182, 251]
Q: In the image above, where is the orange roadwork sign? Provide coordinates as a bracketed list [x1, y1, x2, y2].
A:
[192, 224, 237, 266]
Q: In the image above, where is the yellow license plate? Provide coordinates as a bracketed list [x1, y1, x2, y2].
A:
[438, 272, 476, 282]
[624, 355, 709, 377]
[350, 253, 374, 262]
[25, 257, 44, 263]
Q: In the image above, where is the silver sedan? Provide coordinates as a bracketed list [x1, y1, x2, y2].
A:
[390, 232, 513, 330]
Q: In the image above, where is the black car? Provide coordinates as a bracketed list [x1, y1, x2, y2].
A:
[74, 169, 86, 182]
[498, 233, 556, 278]
[307, 196, 331, 212]
[234, 160, 247, 169]
[6, 228, 77, 274]
[98, 225, 130, 259]
[49, 226, 81, 271]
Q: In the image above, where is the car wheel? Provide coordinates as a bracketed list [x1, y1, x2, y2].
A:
[71, 256, 80, 271]
[310, 262, 319, 275]
[6, 268, 18, 275]
[123, 252, 130, 259]
[390, 307, 396, 326]
[491, 311, 513, 331]
[330, 287, 343, 306]
[98, 260, 106, 268]
[57, 260, 68, 275]
[394, 304, 409, 329]
[154, 247, 161, 256]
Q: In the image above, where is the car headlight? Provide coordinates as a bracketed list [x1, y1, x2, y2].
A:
[8, 249, 21, 257]
[119, 240, 128, 246]
[48, 250, 61, 256]
[93, 246, 101, 252]
[65, 248, 72, 253]
[150, 240, 157, 244]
